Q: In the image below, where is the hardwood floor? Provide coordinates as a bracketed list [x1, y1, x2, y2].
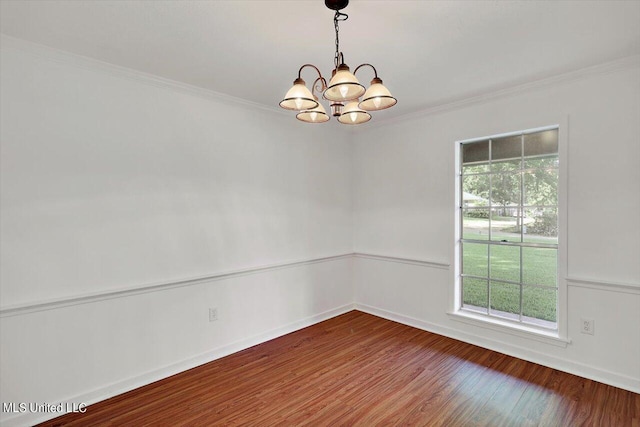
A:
[39, 311, 639, 426]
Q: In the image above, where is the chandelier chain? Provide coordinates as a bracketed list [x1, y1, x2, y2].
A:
[334, 11, 348, 68]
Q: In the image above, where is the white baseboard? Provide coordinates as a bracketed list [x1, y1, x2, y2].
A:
[353, 303, 640, 394]
[2, 304, 355, 427]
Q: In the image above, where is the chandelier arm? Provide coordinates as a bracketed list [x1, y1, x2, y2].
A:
[297, 63, 324, 81]
[312, 77, 328, 96]
[353, 63, 379, 79]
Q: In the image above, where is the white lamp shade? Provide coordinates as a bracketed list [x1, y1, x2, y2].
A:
[337, 101, 371, 125]
[297, 101, 330, 123]
[280, 79, 318, 111]
[324, 66, 365, 102]
[359, 79, 397, 111]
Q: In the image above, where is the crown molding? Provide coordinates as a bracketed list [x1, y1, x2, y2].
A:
[363, 54, 640, 130]
[4, 35, 637, 130]
[0, 34, 289, 118]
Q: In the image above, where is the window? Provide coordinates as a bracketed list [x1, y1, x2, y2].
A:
[458, 127, 559, 330]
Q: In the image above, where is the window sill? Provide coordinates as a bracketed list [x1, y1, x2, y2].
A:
[447, 309, 570, 348]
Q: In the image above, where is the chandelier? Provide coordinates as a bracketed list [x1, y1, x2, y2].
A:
[279, 0, 397, 125]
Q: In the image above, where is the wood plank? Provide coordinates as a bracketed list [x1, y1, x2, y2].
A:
[37, 311, 640, 426]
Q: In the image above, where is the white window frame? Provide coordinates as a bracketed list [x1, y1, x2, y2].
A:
[450, 122, 569, 345]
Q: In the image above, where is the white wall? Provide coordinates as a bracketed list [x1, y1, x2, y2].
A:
[2, 34, 639, 427]
[0, 37, 354, 426]
[0, 37, 355, 306]
[352, 59, 640, 393]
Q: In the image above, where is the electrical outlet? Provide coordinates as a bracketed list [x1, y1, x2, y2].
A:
[209, 308, 218, 322]
[580, 318, 594, 335]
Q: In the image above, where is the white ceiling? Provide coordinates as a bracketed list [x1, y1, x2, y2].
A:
[1, 0, 639, 121]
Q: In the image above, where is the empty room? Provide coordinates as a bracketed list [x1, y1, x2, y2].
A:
[1, 0, 639, 425]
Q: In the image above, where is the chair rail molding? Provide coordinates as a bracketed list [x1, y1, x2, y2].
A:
[0, 253, 354, 318]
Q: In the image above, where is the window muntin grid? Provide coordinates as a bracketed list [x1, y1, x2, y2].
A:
[459, 128, 559, 329]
